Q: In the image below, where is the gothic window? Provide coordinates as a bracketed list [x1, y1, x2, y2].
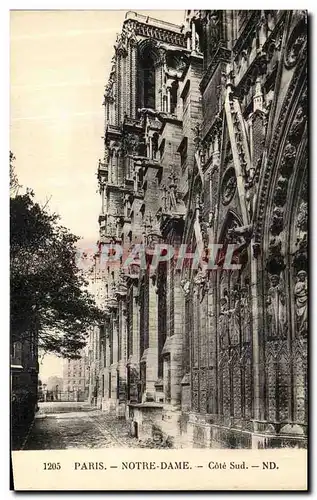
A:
[159, 139, 165, 161]
[181, 80, 190, 114]
[179, 137, 188, 172]
[170, 81, 178, 115]
[141, 50, 155, 109]
[152, 132, 159, 160]
[12, 341, 22, 366]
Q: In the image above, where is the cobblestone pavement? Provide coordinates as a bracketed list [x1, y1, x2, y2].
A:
[23, 405, 140, 450]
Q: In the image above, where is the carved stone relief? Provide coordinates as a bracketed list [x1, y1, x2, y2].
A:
[294, 270, 308, 337]
[266, 274, 287, 339]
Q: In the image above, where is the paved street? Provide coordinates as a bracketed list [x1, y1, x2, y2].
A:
[23, 402, 140, 449]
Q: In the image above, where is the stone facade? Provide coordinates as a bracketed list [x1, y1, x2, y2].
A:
[92, 10, 308, 448]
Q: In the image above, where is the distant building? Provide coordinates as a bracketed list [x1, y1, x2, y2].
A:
[62, 352, 89, 401]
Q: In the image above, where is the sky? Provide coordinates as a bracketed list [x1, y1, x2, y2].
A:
[10, 9, 184, 379]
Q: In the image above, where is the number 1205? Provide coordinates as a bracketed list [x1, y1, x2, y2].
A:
[43, 462, 61, 470]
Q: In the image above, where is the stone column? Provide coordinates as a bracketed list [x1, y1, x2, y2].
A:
[128, 287, 140, 404]
[191, 21, 196, 52]
[251, 243, 262, 422]
[187, 33, 191, 51]
[170, 271, 183, 406]
[160, 271, 184, 446]
[162, 94, 167, 113]
[110, 98, 115, 125]
[167, 87, 171, 114]
[145, 277, 158, 400]
[103, 333, 111, 411]
[130, 42, 137, 118]
[133, 289, 140, 360]
[117, 301, 127, 417]
[110, 315, 119, 407]
[155, 52, 164, 112]
[115, 55, 121, 126]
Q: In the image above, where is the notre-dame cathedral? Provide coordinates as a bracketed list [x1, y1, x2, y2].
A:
[89, 10, 308, 448]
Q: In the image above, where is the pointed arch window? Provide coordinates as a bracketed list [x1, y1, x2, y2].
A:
[170, 81, 178, 115]
[141, 50, 155, 109]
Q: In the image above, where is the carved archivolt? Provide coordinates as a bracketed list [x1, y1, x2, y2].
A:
[260, 64, 307, 429]
[265, 82, 307, 277]
[253, 48, 307, 245]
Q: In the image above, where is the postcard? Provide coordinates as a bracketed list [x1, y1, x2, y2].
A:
[10, 9, 308, 491]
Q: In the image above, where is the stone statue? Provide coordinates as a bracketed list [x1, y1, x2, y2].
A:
[180, 279, 191, 297]
[294, 270, 307, 336]
[290, 106, 306, 142]
[286, 30, 306, 67]
[219, 295, 229, 348]
[266, 274, 287, 337]
[296, 200, 308, 233]
[240, 285, 251, 343]
[222, 175, 237, 204]
[228, 287, 240, 345]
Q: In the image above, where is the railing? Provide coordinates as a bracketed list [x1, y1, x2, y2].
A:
[38, 390, 87, 403]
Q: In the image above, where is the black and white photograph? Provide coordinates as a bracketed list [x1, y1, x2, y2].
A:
[10, 9, 308, 490]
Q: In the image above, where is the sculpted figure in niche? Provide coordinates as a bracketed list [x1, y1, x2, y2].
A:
[219, 294, 229, 349]
[296, 200, 308, 233]
[270, 206, 284, 235]
[286, 29, 306, 67]
[221, 170, 237, 205]
[224, 176, 236, 199]
[209, 12, 219, 43]
[266, 274, 287, 338]
[240, 284, 251, 343]
[180, 279, 191, 297]
[228, 287, 240, 345]
[290, 106, 306, 142]
[294, 270, 308, 336]
[281, 141, 296, 176]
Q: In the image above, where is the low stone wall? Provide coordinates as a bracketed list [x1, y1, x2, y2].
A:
[38, 402, 93, 414]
